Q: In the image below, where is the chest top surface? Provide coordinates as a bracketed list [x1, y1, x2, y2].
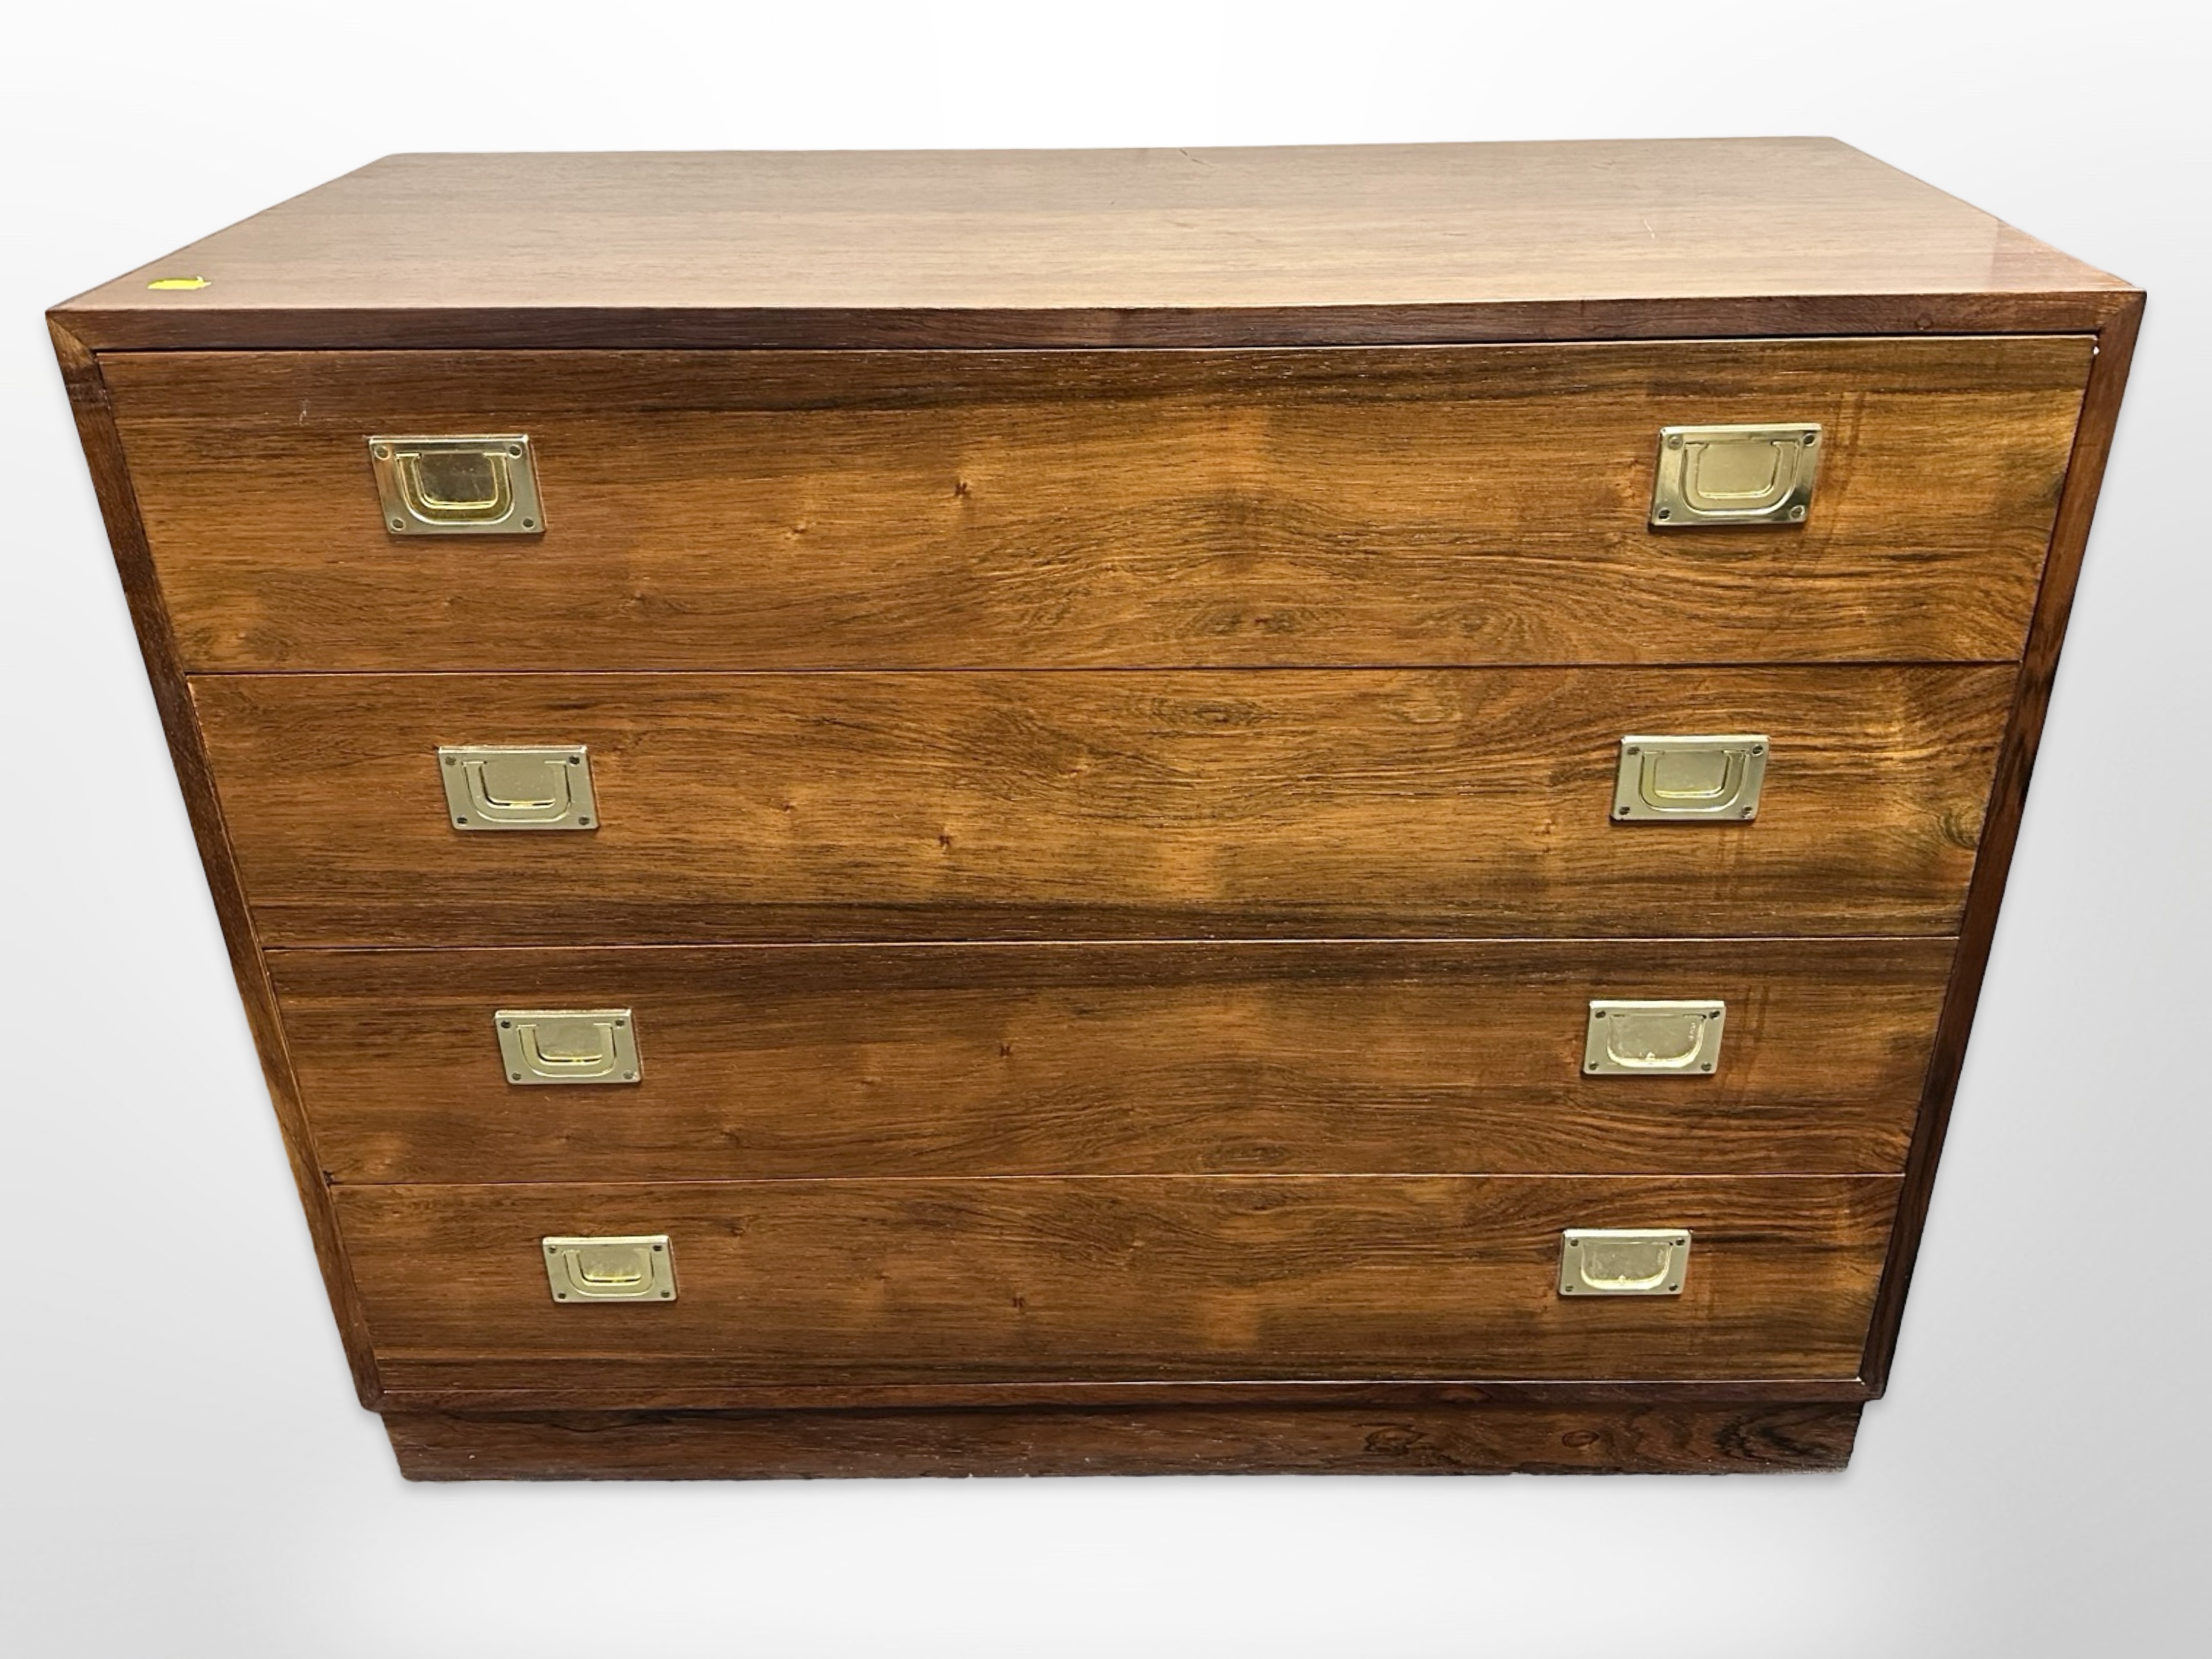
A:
[52, 139, 2131, 351]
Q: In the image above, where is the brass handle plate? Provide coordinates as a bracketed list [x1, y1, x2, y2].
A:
[369, 434, 544, 535]
[497, 1009, 641, 1085]
[541, 1235, 675, 1302]
[1650, 423, 1820, 527]
[1585, 999, 1726, 1074]
[1612, 733, 1767, 822]
[439, 745, 597, 831]
[1559, 1229, 1690, 1296]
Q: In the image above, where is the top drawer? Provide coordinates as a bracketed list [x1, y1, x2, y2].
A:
[105, 338, 2089, 672]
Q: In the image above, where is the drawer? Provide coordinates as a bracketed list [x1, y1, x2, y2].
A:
[271, 938, 1953, 1181]
[339, 1176, 1898, 1393]
[197, 666, 2012, 946]
[109, 338, 2089, 672]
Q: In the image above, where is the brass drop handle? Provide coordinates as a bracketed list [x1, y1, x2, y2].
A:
[1650, 423, 1821, 526]
[496, 1009, 642, 1085]
[1584, 1000, 1726, 1074]
[542, 1236, 676, 1302]
[1612, 734, 1768, 822]
[1559, 1230, 1690, 1296]
[438, 745, 598, 831]
[368, 434, 544, 535]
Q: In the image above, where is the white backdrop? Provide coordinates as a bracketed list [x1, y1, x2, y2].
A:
[4, 4, 2205, 1654]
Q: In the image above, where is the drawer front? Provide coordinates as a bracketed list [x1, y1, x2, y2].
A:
[111, 339, 2089, 672]
[338, 1176, 1897, 1392]
[198, 666, 2012, 946]
[272, 939, 1953, 1181]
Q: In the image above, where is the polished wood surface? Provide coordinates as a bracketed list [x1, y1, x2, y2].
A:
[52, 141, 2143, 1477]
[196, 666, 2012, 946]
[1862, 292, 2149, 1392]
[271, 938, 1952, 1181]
[373, 1375, 1875, 1414]
[48, 322, 384, 1407]
[340, 1175, 1896, 1391]
[52, 141, 2134, 350]
[384, 1399, 1864, 1479]
[108, 339, 2088, 672]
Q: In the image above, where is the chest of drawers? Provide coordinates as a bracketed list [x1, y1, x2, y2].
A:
[51, 139, 2139, 1478]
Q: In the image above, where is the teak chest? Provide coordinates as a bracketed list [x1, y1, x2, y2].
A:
[52, 140, 2139, 1479]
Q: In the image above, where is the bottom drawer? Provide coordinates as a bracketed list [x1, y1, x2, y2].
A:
[340, 1176, 1899, 1396]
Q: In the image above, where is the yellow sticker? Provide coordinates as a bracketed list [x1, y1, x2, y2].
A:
[146, 276, 210, 291]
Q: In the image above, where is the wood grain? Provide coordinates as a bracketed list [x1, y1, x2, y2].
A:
[51, 140, 2147, 1481]
[270, 938, 1953, 1181]
[382, 1399, 1865, 1479]
[51, 141, 2133, 350]
[337, 1176, 1899, 1392]
[47, 321, 383, 1407]
[104, 339, 2089, 672]
[1863, 293, 2149, 1393]
[195, 666, 2013, 947]
[373, 1376, 1876, 1414]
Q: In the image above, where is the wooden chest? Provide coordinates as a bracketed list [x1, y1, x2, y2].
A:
[51, 140, 2138, 1478]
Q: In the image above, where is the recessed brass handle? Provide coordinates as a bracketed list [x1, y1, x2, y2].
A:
[497, 1009, 641, 1085]
[369, 434, 544, 535]
[542, 1235, 675, 1302]
[1584, 1000, 1725, 1074]
[1612, 734, 1767, 822]
[1650, 423, 1820, 527]
[1558, 1229, 1690, 1296]
[439, 745, 597, 831]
